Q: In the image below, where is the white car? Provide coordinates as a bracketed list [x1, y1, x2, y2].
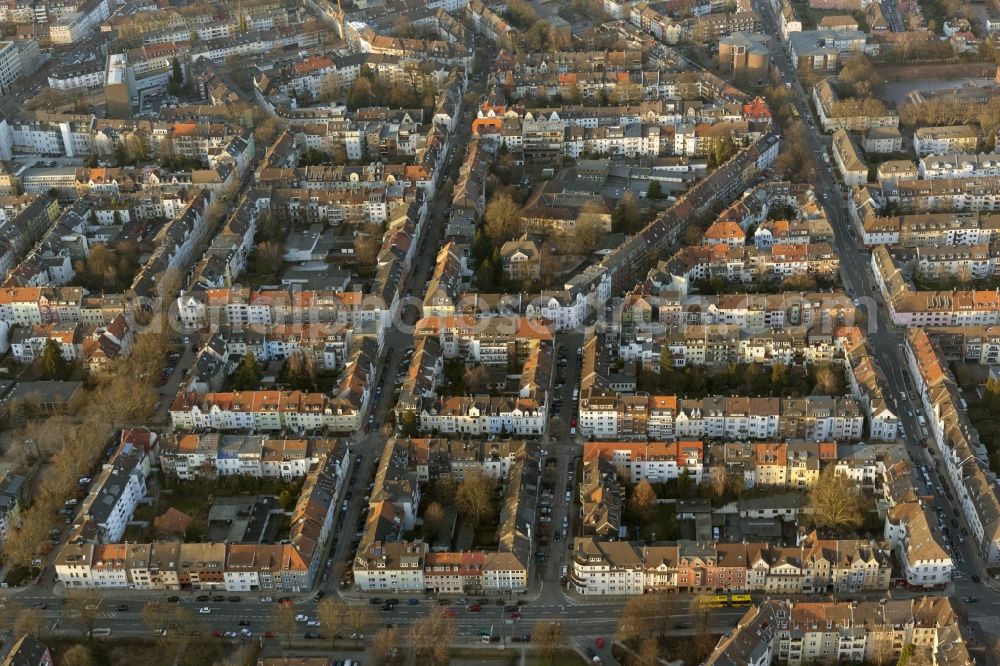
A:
[260, 597, 273, 603]
[307, 619, 321, 627]
[199, 607, 211, 614]
[295, 614, 308, 622]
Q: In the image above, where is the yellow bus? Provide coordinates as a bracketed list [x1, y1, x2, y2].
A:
[704, 595, 730, 608]
[730, 594, 752, 607]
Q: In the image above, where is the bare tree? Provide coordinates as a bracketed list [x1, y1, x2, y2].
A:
[637, 637, 661, 666]
[868, 630, 895, 666]
[422, 501, 446, 540]
[463, 365, 488, 393]
[690, 594, 717, 661]
[809, 466, 866, 532]
[616, 596, 654, 643]
[484, 193, 523, 244]
[547, 415, 566, 442]
[214, 644, 259, 666]
[353, 234, 380, 271]
[409, 610, 457, 664]
[272, 604, 296, 647]
[254, 241, 284, 275]
[345, 605, 373, 645]
[628, 480, 658, 523]
[3, 516, 50, 569]
[316, 598, 344, 648]
[532, 620, 566, 666]
[13, 607, 46, 638]
[371, 625, 401, 664]
[59, 645, 96, 666]
[141, 602, 172, 636]
[455, 468, 496, 526]
[813, 362, 843, 395]
[708, 466, 728, 498]
[570, 217, 604, 256]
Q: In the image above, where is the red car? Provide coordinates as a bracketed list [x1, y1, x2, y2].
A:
[570, 418, 577, 427]
[467, 604, 482, 612]
[263, 631, 277, 639]
[510, 611, 522, 619]
[212, 631, 223, 638]
[443, 609, 456, 618]
[595, 637, 605, 649]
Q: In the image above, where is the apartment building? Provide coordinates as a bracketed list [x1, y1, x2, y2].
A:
[837, 326, 900, 440]
[418, 395, 547, 436]
[658, 240, 840, 293]
[49, 0, 109, 44]
[404, 438, 525, 481]
[789, 29, 867, 70]
[915, 244, 999, 281]
[580, 457, 623, 537]
[718, 440, 837, 488]
[812, 79, 899, 132]
[77, 443, 149, 543]
[579, 392, 865, 441]
[0, 41, 25, 95]
[630, 324, 841, 370]
[704, 598, 972, 666]
[176, 287, 391, 331]
[159, 434, 340, 480]
[570, 533, 892, 596]
[831, 128, 868, 187]
[414, 314, 551, 364]
[884, 500, 954, 588]
[863, 126, 902, 154]
[853, 208, 1000, 248]
[918, 151, 1000, 179]
[912, 125, 980, 156]
[583, 441, 705, 484]
[872, 245, 1000, 327]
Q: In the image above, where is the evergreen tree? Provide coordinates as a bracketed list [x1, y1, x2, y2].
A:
[231, 352, 263, 390]
[171, 57, 183, 85]
[42, 339, 67, 380]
